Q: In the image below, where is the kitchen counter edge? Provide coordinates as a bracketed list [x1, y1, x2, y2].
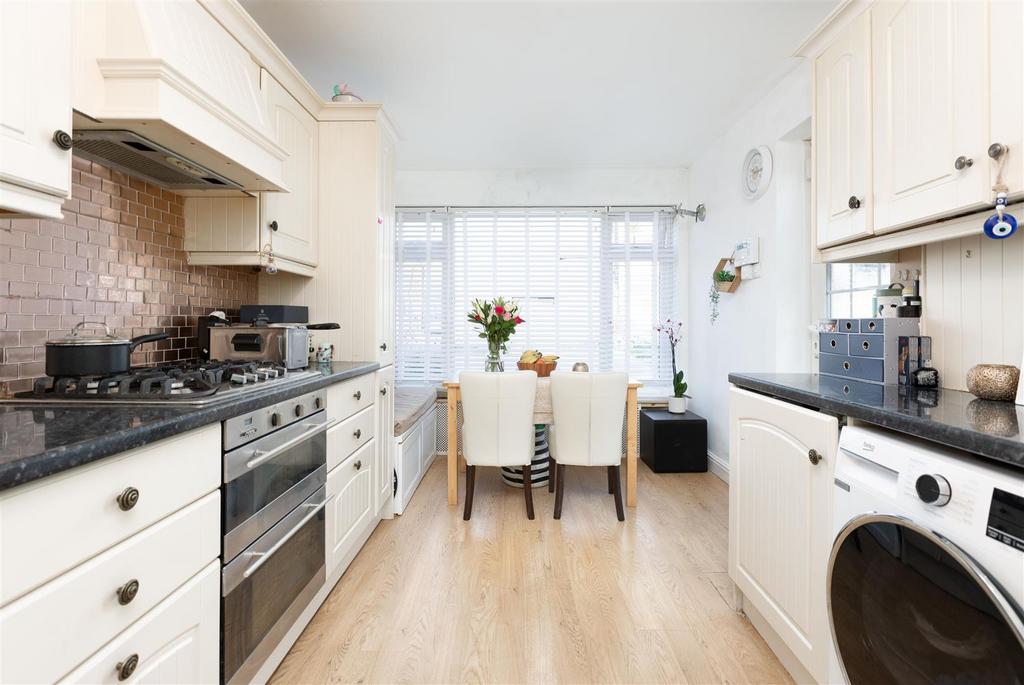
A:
[0, 362, 381, 492]
[728, 373, 1024, 472]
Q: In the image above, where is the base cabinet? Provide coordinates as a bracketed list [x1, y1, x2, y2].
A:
[59, 561, 220, 685]
[326, 440, 376, 578]
[728, 387, 839, 684]
[376, 366, 395, 514]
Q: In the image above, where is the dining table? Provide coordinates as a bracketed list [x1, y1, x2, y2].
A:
[442, 377, 643, 507]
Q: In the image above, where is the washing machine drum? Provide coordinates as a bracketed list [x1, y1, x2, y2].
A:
[828, 514, 1024, 685]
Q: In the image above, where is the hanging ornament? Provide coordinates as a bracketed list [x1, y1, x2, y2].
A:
[984, 193, 1017, 240]
[984, 144, 1017, 240]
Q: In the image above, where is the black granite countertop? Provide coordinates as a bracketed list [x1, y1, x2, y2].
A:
[729, 373, 1024, 472]
[0, 361, 380, 492]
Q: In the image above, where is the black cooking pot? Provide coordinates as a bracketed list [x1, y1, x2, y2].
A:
[45, 322, 170, 377]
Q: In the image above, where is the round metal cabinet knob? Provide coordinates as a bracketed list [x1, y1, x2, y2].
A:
[808, 449, 823, 466]
[915, 474, 951, 506]
[353, 429, 362, 439]
[954, 156, 974, 170]
[353, 391, 362, 401]
[269, 220, 279, 232]
[354, 460, 362, 470]
[116, 487, 140, 511]
[380, 387, 387, 396]
[848, 195, 861, 210]
[52, 130, 73, 151]
[116, 654, 139, 681]
[117, 579, 140, 606]
[379, 342, 388, 352]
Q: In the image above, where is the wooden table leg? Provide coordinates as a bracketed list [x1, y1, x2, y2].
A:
[447, 386, 459, 506]
[626, 386, 638, 507]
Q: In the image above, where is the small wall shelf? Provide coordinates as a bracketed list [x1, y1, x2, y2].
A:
[713, 258, 741, 293]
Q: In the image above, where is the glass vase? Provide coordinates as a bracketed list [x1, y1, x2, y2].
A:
[484, 340, 504, 372]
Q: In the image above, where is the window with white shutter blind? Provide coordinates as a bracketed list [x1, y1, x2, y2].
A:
[395, 207, 677, 384]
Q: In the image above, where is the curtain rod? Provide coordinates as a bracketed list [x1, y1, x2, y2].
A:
[396, 204, 705, 219]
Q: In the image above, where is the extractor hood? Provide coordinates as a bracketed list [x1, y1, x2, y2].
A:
[72, 0, 288, 194]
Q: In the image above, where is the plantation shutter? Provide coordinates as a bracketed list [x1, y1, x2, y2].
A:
[395, 207, 676, 384]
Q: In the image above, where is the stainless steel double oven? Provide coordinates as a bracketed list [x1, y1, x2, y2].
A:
[221, 389, 333, 684]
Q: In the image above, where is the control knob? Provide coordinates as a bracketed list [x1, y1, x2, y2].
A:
[915, 474, 951, 506]
[294, 404, 304, 418]
[270, 412, 283, 427]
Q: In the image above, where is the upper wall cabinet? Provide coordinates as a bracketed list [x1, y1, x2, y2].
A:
[809, 0, 1018, 254]
[0, 0, 72, 219]
[871, 0, 989, 233]
[814, 10, 873, 247]
[261, 70, 319, 267]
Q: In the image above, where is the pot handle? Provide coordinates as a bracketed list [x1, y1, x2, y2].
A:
[71, 321, 114, 338]
[129, 332, 170, 351]
[306, 323, 340, 330]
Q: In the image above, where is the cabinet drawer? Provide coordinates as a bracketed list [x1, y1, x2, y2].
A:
[1, 492, 219, 684]
[859, 318, 883, 333]
[327, 405, 376, 471]
[58, 561, 220, 685]
[819, 352, 884, 382]
[326, 440, 375, 577]
[327, 374, 376, 422]
[0, 425, 220, 606]
[819, 332, 849, 355]
[836, 319, 859, 333]
[849, 334, 883, 357]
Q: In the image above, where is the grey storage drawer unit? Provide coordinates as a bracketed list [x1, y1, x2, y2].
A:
[819, 375, 885, 404]
[849, 333, 883, 357]
[820, 353, 885, 382]
[820, 332, 849, 355]
[819, 318, 919, 384]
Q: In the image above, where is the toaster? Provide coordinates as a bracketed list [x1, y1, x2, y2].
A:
[208, 325, 310, 370]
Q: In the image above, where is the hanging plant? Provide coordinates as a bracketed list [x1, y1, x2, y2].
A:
[708, 283, 721, 325]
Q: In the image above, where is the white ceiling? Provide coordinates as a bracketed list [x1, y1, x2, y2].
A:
[240, 1, 838, 171]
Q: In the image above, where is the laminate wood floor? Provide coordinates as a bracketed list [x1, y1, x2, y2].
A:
[270, 460, 793, 685]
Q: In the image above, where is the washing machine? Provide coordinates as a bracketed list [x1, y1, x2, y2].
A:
[828, 425, 1024, 684]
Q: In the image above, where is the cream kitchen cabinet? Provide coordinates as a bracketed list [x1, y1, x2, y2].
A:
[813, 9, 873, 248]
[259, 105, 397, 367]
[326, 439, 377, 578]
[261, 69, 319, 267]
[183, 70, 318, 277]
[0, 0, 72, 219]
[376, 366, 395, 516]
[871, 0, 989, 233]
[728, 387, 839, 684]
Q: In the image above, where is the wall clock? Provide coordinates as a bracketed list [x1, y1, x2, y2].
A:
[741, 146, 773, 200]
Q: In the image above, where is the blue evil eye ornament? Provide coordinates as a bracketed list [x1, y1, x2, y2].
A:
[984, 193, 1017, 240]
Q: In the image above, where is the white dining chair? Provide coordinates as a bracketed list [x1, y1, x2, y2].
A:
[458, 371, 539, 520]
[549, 372, 628, 521]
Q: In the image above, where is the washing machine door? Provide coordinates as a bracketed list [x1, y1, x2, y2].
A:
[828, 514, 1024, 685]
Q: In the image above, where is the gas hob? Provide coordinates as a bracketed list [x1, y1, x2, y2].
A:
[6, 360, 322, 406]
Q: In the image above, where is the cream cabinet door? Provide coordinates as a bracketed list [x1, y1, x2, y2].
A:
[991, 0, 1024, 199]
[0, 0, 71, 218]
[815, 10, 873, 248]
[326, 440, 375, 578]
[728, 387, 839, 684]
[872, 0, 989, 232]
[376, 131, 396, 366]
[376, 366, 395, 513]
[261, 70, 318, 267]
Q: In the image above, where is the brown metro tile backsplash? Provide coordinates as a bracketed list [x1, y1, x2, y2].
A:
[0, 155, 258, 394]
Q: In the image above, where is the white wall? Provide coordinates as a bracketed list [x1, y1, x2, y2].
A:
[395, 167, 687, 207]
[685, 63, 814, 468]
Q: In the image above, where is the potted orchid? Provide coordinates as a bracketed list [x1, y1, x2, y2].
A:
[656, 318, 690, 413]
[467, 297, 524, 372]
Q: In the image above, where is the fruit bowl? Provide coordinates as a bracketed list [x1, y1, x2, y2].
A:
[517, 360, 557, 377]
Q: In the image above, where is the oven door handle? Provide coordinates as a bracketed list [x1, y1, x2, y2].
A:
[241, 493, 337, 580]
[245, 418, 338, 470]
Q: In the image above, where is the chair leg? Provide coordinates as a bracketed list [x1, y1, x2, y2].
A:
[610, 465, 625, 522]
[523, 464, 535, 520]
[548, 456, 556, 492]
[607, 466, 615, 494]
[463, 465, 476, 521]
[553, 464, 566, 519]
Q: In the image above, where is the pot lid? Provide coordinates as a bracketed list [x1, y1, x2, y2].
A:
[875, 282, 905, 297]
[47, 322, 129, 346]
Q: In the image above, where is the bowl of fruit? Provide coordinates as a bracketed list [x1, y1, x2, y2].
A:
[517, 350, 559, 377]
